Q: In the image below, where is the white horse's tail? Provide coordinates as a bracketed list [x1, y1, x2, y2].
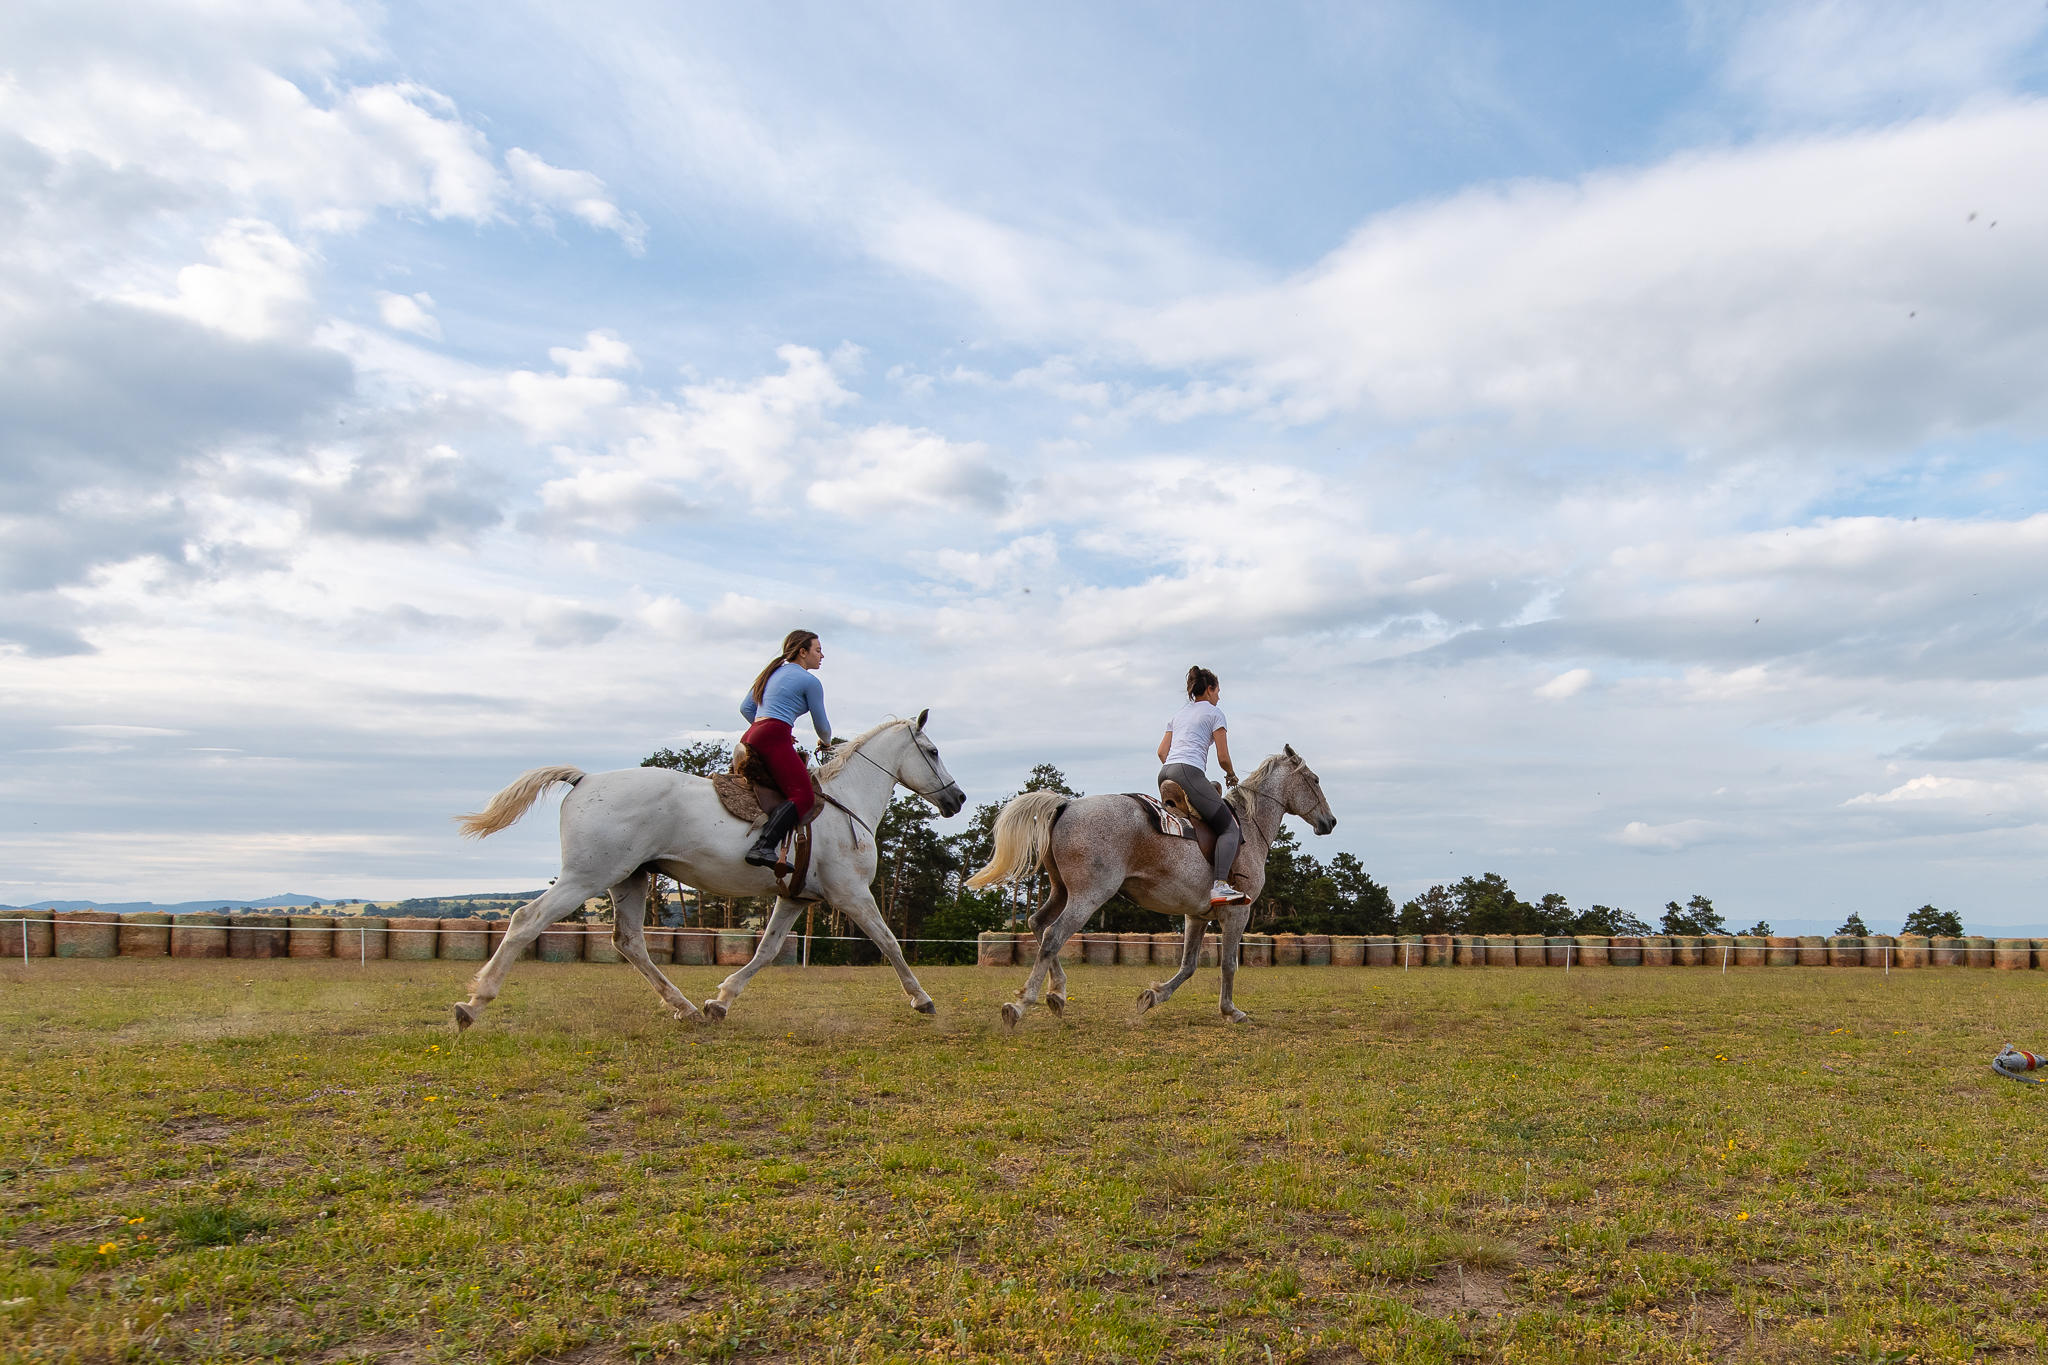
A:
[454, 766, 587, 839]
[965, 791, 1069, 889]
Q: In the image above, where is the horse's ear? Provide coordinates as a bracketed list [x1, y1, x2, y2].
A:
[915, 708, 929, 732]
[1284, 743, 1297, 758]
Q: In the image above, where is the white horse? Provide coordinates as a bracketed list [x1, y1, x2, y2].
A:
[450, 712, 965, 1030]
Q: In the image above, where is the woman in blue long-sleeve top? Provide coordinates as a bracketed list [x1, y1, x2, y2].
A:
[738, 630, 833, 867]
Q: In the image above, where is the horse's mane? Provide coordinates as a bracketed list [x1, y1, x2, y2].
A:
[816, 718, 910, 782]
[1227, 751, 1297, 818]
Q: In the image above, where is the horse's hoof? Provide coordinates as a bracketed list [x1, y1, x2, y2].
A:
[1135, 988, 1157, 1014]
[453, 1003, 478, 1033]
[1045, 992, 1066, 1017]
[1224, 1008, 1249, 1024]
[914, 999, 937, 1016]
[670, 999, 702, 1022]
[1000, 1001, 1024, 1029]
[702, 999, 728, 1021]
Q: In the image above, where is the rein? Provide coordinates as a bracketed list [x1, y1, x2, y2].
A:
[847, 733, 953, 802]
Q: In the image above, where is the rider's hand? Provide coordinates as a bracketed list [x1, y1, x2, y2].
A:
[1225, 773, 1239, 788]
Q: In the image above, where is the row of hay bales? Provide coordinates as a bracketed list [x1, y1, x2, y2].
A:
[0, 911, 795, 967]
[972, 930, 2048, 970]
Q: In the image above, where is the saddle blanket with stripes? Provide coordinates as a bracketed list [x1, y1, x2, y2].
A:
[1126, 792, 1197, 840]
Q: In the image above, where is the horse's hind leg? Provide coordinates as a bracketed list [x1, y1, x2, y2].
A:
[1003, 880, 1068, 1027]
[1007, 880, 1115, 1028]
[609, 869, 703, 1022]
[456, 880, 595, 1031]
[1138, 915, 1207, 1014]
[702, 896, 805, 1021]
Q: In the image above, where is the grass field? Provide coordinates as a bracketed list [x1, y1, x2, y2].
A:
[3, 958, 2047, 1363]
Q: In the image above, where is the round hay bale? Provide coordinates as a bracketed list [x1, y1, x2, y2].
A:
[1796, 935, 1828, 966]
[1301, 933, 1333, 966]
[1826, 936, 1863, 967]
[1641, 936, 1673, 967]
[1151, 931, 1182, 966]
[772, 932, 799, 966]
[1861, 934, 1895, 968]
[977, 932, 1014, 967]
[1995, 938, 2032, 970]
[1241, 933, 1274, 967]
[1572, 936, 1610, 966]
[288, 916, 335, 958]
[169, 912, 226, 959]
[642, 926, 674, 964]
[1081, 933, 1117, 966]
[536, 923, 583, 963]
[1701, 935, 1734, 968]
[1515, 934, 1546, 965]
[229, 913, 292, 959]
[335, 917, 387, 960]
[1891, 933, 1928, 968]
[1545, 936, 1574, 966]
[385, 916, 439, 962]
[1733, 936, 1767, 968]
[1485, 934, 1519, 965]
[1273, 933, 1304, 966]
[1452, 935, 1483, 966]
[672, 928, 714, 966]
[1929, 935, 1963, 966]
[1366, 935, 1396, 967]
[1765, 936, 1799, 967]
[1965, 936, 1996, 968]
[1057, 932, 1083, 962]
[712, 930, 755, 966]
[1332, 935, 1366, 966]
[54, 909, 118, 959]
[1609, 936, 1643, 966]
[437, 918, 489, 962]
[585, 926, 625, 964]
[1119, 931, 1153, 965]
[119, 912, 172, 958]
[1669, 935, 1704, 966]
[1197, 935, 1220, 967]
[1422, 934, 1451, 966]
[2034, 941, 2048, 971]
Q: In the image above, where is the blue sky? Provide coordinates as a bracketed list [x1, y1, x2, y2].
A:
[6, 0, 2048, 932]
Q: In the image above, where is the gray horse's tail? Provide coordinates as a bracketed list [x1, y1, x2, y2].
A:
[966, 790, 1069, 889]
[453, 766, 587, 839]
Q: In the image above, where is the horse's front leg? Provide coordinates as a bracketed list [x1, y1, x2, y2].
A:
[1138, 914, 1208, 1015]
[827, 887, 936, 1017]
[1216, 905, 1251, 1024]
[609, 869, 703, 1022]
[702, 896, 805, 1021]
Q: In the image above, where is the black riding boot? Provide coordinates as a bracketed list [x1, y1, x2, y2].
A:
[745, 800, 802, 868]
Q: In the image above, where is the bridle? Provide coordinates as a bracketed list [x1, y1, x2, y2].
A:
[844, 727, 956, 803]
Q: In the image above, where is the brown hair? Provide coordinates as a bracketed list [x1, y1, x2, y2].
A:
[752, 630, 820, 706]
[1186, 665, 1218, 700]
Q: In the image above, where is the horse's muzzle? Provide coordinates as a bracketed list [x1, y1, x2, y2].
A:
[1314, 816, 1337, 836]
[937, 786, 967, 819]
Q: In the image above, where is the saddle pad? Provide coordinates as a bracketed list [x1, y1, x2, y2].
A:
[712, 772, 766, 823]
[1127, 792, 1198, 840]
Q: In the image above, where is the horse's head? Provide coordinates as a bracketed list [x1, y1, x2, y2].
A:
[1275, 743, 1336, 836]
[898, 709, 966, 818]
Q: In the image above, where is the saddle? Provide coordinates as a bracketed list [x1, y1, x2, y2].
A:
[1130, 778, 1256, 893]
[710, 742, 824, 900]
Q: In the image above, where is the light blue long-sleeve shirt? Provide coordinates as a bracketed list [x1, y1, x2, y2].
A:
[739, 662, 831, 741]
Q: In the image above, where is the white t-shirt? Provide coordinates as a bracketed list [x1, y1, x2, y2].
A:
[1164, 700, 1227, 773]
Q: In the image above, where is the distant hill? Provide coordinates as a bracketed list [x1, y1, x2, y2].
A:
[0, 891, 547, 915]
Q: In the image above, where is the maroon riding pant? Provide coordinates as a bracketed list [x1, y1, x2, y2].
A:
[742, 719, 815, 814]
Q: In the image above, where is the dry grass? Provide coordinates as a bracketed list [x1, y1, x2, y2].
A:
[3, 958, 2047, 1362]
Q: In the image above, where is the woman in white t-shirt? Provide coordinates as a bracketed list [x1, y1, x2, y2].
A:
[1157, 665, 1250, 905]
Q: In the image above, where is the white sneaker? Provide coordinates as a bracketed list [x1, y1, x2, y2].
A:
[1210, 880, 1249, 905]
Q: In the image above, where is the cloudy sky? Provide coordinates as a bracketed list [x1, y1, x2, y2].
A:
[5, 0, 2048, 931]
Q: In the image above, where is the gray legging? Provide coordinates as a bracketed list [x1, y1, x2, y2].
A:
[1159, 762, 1241, 884]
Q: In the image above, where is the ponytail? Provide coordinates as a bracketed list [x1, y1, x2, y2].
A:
[752, 630, 820, 706]
[1186, 665, 1218, 700]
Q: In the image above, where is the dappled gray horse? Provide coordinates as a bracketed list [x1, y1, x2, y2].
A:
[451, 713, 965, 1029]
[967, 746, 1336, 1026]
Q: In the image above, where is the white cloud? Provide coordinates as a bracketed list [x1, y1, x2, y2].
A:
[375, 290, 440, 339]
[117, 219, 312, 340]
[1534, 668, 1592, 700]
[507, 148, 647, 254]
[1613, 819, 1723, 851]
